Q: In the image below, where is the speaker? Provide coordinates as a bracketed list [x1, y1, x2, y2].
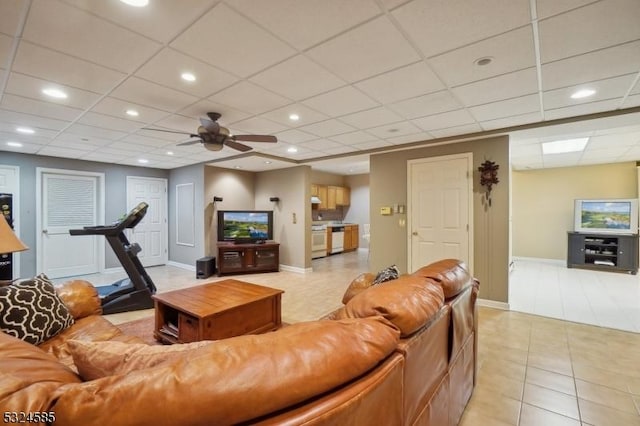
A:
[196, 256, 216, 279]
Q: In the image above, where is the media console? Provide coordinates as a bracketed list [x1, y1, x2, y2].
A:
[567, 232, 638, 274]
[217, 241, 280, 276]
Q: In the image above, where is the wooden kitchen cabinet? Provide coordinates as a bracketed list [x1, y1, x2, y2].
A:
[336, 186, 350, 206]
[312, 184, 349, 210]
[311, 184, 319, 196]
[317, 185, 328, 210]
[343, 224, 359, 251]
[326, 186, 337, 210]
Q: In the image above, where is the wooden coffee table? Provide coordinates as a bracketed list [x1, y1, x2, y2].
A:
[153, 279, 284, 344]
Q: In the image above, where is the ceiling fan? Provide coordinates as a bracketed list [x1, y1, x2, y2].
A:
[145, 112, 277, 152]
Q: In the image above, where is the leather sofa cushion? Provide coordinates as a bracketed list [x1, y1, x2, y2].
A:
[342, 272, 375, 304]
[411, 259, 471, 299]
[52, 317, 400, 426]
[0, 332, 80, 412]
[55, 279, 102, 319]
[68, 339, 214, 380]
[337, 275, 445, 337]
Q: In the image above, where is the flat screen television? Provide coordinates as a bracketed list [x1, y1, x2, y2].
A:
[217, 210, 273, 243]
[574, 199, 639, 235]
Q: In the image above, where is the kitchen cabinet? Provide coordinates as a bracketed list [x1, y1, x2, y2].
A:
[343, 224, 359, 251]
[312, 184, 349, 210]
[336, 186, 350, 206]
[326, 186, 337, 210]
[318, 185, 328, 210]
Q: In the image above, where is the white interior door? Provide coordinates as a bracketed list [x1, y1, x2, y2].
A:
[126, 176, 167, 267]
[0, 165, 20, 278]
[408, 154, 473, 273]
[38, 169, 104, 279]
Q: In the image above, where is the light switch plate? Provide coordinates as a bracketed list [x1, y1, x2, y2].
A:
[380, 206, 392, 215]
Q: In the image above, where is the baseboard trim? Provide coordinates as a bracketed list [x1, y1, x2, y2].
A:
[512, 256, 565, 266]
[279, 264, 312, 274]
[102, 267, 124, 274]
[478, 299, 510, 310]
[167, 261, 195, 271]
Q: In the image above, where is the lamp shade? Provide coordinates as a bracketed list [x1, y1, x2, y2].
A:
[0, 214, 28, 254]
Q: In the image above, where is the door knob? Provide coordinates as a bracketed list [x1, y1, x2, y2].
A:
[412, 231, 418, 236]
[42, 229, 48, 234]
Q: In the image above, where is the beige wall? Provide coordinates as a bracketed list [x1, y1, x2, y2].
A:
[512, 162, 638, 260]
[370, 135, 510, 303]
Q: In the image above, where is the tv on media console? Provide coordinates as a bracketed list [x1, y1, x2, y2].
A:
[217, 210, 273, 243]
[574, 199, 639, 235]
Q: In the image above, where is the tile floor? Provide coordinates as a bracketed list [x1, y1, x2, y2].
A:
[509, 258, 640, 333]
[59, 251, 640, 425]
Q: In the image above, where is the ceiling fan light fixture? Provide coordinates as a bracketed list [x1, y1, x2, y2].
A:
[204, 143, 224, 152]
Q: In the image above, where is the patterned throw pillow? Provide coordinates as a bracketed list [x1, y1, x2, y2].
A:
[0, 274, 75, 345]
[372, 265, 400, 285]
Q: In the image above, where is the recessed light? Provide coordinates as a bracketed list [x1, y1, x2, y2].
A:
[166, 151, 174, 155]
[181, 72, 196, 82]
[264, 160, 272, 164]
[126, 109, 139, 117]
[474, 56, 493, 67]
[287, 147, 298, 153]
[234, 165, 242, 169]
[570, 89, 596, 99]
[16, 127, 35, 134]
[542, 137, 589, 155]
[120, 0, 149, 7]
[289, 113, 299, 121]
[42, 88, 68, 99]
[7, 142, 23, 147]
[138, 159, 149, 164]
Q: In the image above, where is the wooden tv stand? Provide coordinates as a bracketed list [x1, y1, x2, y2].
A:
[217, 241, 280, 276]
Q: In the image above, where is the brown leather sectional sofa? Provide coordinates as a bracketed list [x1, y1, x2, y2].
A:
[0, 258, 478, 425]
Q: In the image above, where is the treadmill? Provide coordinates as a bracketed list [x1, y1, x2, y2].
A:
[69, 202, 157, 314]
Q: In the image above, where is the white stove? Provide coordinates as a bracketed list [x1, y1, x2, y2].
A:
[311, 224, 327, 259]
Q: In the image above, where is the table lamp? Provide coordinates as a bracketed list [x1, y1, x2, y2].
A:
[0, 214, 28, 283]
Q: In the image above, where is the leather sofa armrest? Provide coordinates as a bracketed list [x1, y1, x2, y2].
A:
[55, 280, 102, 319]
[342, 273, 375, 304]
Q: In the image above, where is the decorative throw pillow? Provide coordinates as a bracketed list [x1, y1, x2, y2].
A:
[372, 264, 400, 285]
[0, 274, 75, 345]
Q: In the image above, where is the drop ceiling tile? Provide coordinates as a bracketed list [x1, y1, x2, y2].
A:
[543, 74, 635, 110]
[392, 0, 531, 57]
[380, 0, 411, 10]
[0, 109, 71, 131]
[136, 127, 187, 142]
[386, 132, 432, 145]
[274, 129, 318, 144]
[511, 143, 542, 158]
[428, 26, 536, 87]
[260, 103, 329, 127]
[480, 112, 542, 130]
[353, 139, 394, 150]
[230, 0, 380, 50]
[299, 119, 357, 137]
[330, 131, 378, 144]
[0, 0, 25, 34]
[13, 42, 126, 94]
[0, 34, 12, 65]
[62, 0, 217, 44]
[340, 106, 404, 129]
[122, 134, 175, 148]
[65, 123, 128, 141]
[412, 109, 477, 132]
[78, 112, 145, 133]
[170, 3, 296, 78]
[544, 99, 622, 121]
[452, 67, 538, 107]
[536, 0, 599, 19]
[179, 100, 251, 123]
[54, 132, 113, 148]
[90, 97, 169, 123]
[152, 114, 201, 133]
[250, 55, 345, 101]
[355, 61, 445, 104]
[298, 139, 344, 151]
[6, 72, 102, 110]
[0, 130, 51, 145]
[23, 0, 161, 73]
[542, 41, 640, 91]
[302, 86, 378, 117]
[0, 142, 41, 154]
[79, 151, 127, 163]
[429, 123, 483, 139]
[390, 90, 462, 120]
[366, 120, 422, 138]
[105, 141, 151, 153]
[586, 132, 640, 150]
[623, 94, 640, 108]
[135, 48, 237, 98]
[323, 145, 356, 155]
[109, 77, 200, 112]
[538, 0, 640, 63]
[542, 152, 582, 168]
[37, 146, 86, 158]
[307, 16, 420, 83]
[48, 138, 100, 152]
[210, 81, 291, 115]
[231, 117, 287, 135]
[469, 94, 540, 122]
[1, 94, 83, 122]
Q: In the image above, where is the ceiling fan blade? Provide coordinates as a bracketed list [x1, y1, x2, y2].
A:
[224, 140, 253, 152]
[233, 134, 277, 143]
[199, 118, 219, 134]
[176, 139, 202, 146]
